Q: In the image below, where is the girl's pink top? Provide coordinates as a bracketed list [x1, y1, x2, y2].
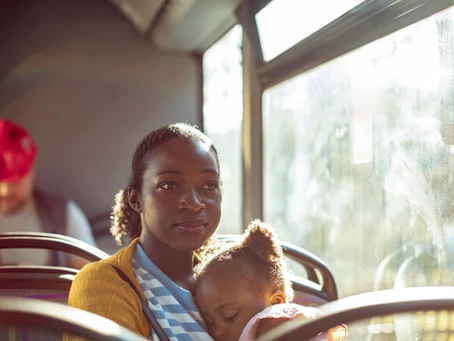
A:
[238, 303, 348, 341]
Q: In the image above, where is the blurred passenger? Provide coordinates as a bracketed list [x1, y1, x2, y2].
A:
[0, 119, 95, 268]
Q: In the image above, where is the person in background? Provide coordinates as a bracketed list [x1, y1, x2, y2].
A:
[0, 119, 96, 268]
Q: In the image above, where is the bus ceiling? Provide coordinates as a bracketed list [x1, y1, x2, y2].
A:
[107, 0, 244, 52]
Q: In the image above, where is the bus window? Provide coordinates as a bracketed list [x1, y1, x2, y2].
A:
[256, 0, 365, 61]
[203, 25, 243, 234]
[262, 6, 454, 297]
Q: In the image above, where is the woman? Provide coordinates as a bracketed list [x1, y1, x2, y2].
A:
[66, 123, 222, 340]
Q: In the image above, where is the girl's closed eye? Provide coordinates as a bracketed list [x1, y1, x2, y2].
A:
[224, 310, 239, 322]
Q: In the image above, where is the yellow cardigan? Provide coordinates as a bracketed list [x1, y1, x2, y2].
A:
[65, 238, 150, 340]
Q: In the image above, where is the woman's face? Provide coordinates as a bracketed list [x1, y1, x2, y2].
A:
[135, 137, 222, 252]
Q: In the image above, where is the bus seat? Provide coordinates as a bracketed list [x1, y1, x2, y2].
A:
[0, 232, 109, 267]
[393, 244, 454, 341]
[0, 297, 149, 341]
[218, 235, 338, 304]
[0, 233, 106, 307]
[0, 265, 76, 303]
[0, 267, 74, 341]
[371, 244, 453, 341]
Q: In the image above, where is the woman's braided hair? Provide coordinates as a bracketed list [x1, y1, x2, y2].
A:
[195, 220, 294, 301]
[110, 122, 222, 261]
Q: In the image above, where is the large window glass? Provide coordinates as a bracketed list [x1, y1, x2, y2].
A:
[263, 7, 454, 297]
[256, 0, 365, 61]
[203, 25, 243, 234]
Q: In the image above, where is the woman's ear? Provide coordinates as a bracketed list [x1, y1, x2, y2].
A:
[128, 188, 143, 214]
[270, 290, 286, 305]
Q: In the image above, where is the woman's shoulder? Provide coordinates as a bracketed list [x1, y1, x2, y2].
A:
[75, 257, 119, 280]
[71, 255, 125, 294]
[67, 240, 151, 338]
[68, 240, 144, 317]
[71, 239, 139, 293]
[79, 238, 138, 273]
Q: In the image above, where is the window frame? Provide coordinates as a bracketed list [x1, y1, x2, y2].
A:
[201, 0, 454, 231]
[238, 0, 454, 88]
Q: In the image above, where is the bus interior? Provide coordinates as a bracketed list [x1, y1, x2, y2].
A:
[1, 0, 454, 340]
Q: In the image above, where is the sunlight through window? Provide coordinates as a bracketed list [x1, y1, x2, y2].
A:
[203, 25, 243, 234]
[256, 0, 365, 61]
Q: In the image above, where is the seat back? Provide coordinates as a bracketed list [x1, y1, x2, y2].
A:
[0, 297, 149, 341]
[393, 245, 454, 341]
[0, 232, 109, 266]
[260, 286, 454, 341]
[0, 265, 76, 301]
[0, 268, 74, 341]
[218, 235, 338, 304]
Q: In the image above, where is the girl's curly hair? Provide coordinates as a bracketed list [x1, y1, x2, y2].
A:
[195, 220, 294, 301]
[110, 122, 222, 260]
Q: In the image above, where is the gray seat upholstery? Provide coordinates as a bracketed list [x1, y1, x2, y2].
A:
[0, 266, 76, 341]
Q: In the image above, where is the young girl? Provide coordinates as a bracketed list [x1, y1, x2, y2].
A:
[194, 220, 348, 341]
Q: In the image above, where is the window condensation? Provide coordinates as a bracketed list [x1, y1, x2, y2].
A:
[263, 7, 454, 297]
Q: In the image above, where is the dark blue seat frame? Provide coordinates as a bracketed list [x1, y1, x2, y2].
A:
[0, 297, 150, 341]
[0, 233, 338, 302]
[259, 286, 454, 341]
[218, 235, 338, 303]
[0, 232, 109, 264]
[0, 233, 106, 303]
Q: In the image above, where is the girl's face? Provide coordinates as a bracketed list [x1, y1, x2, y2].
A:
[133, 137, 222, 253]
[195, 267, 285, 341]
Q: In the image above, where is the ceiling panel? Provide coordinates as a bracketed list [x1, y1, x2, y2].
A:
[107, 0, 165, 34]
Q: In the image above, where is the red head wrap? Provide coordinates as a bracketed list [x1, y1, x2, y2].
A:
[0, 120, 37, 182]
